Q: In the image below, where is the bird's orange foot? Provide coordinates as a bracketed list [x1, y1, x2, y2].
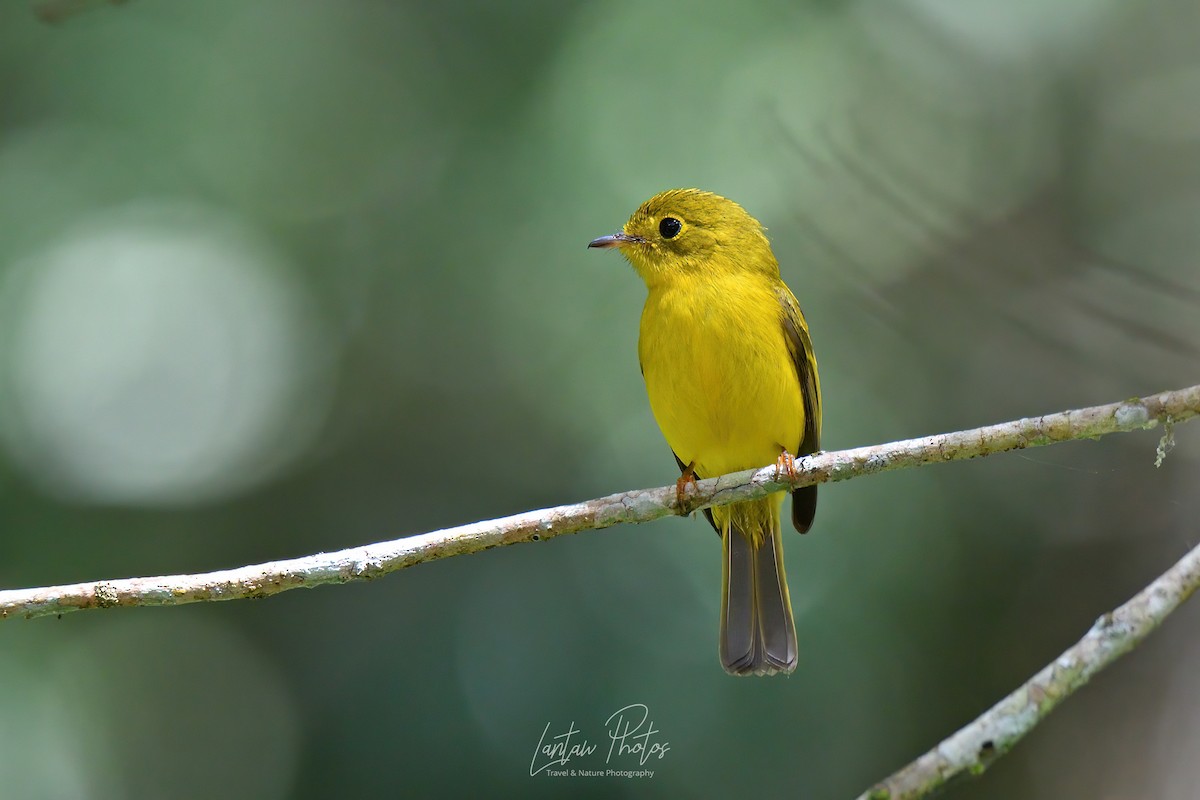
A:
[774, 450, 798, 485]
[675, 462, 698, 514]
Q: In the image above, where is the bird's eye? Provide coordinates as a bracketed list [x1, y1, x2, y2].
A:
[659, 217, 682, 239]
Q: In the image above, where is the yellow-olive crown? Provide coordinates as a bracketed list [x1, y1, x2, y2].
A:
[599, 189, 780, 286]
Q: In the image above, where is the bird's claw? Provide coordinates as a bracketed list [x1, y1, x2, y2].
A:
[675, 463, 698, 514]
[774, 451, 798, 484]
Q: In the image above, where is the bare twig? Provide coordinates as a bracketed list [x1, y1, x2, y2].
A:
[860, 536, 1200, 799]
[1, 383, 1196, 623]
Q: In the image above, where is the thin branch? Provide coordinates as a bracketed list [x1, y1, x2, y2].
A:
[1, 383, 1197, 622]
[859, 534, 1200, 800]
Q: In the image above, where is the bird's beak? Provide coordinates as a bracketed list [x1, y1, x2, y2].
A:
[587, 232, 645, 249]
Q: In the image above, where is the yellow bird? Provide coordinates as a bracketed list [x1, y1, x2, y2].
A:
[589, 189, 821, 676]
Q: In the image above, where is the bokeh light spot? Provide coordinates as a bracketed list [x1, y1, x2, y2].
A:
[0, 201, 332, 506]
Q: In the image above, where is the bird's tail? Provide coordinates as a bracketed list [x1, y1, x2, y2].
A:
[717, 495, 797, 676]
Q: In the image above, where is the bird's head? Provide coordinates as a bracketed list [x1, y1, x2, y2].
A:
[588, 188, 779, 287]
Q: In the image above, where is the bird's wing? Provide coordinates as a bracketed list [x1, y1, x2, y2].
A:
[777, 286, 821, 456]
[778, 285, 821, 533]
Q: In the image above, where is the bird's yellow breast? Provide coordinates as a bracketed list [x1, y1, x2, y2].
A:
[638, 273, 803, 480]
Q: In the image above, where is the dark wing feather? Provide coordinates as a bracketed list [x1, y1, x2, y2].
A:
[778, 286, 822, 533]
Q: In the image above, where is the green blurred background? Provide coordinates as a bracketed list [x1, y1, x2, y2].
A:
[1, 1, 1198, 797]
